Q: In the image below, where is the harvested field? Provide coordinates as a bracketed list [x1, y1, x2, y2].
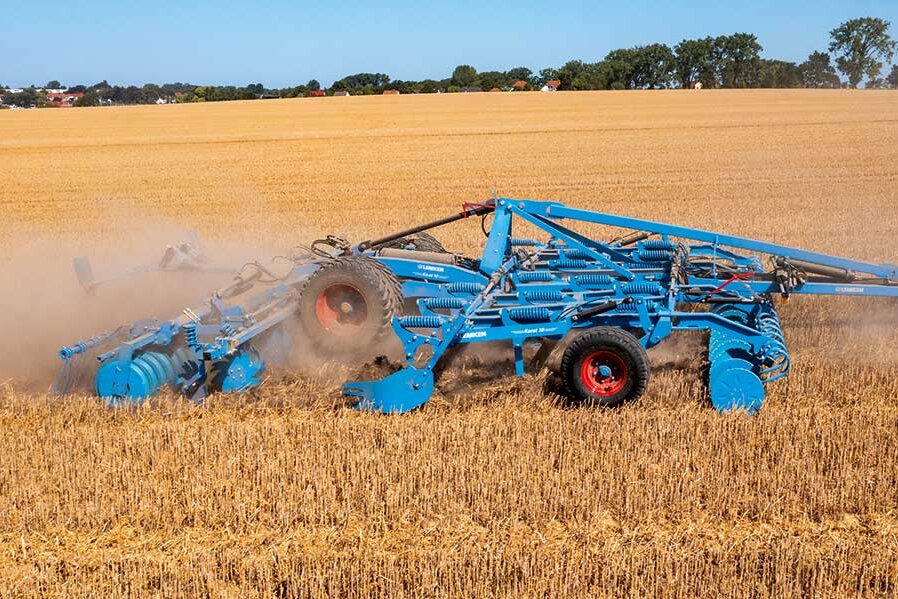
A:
[1, 90, 898, 597]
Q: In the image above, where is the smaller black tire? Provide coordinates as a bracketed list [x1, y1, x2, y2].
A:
[561, 327, 650, 407]
[298, 257, 402, 358]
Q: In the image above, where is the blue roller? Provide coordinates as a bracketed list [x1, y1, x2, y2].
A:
[710, 362, 766, 414]
[96, 350, 188, 404]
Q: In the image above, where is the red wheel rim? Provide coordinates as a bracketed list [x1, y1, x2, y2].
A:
[315, 284, 368, 335]
[580, 350, 628, 396]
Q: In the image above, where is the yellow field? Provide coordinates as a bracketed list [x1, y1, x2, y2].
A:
[2, 90, 898, 597]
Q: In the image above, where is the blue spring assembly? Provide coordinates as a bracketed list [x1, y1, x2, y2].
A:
[549, 258, 588, 269]
[636, 249, 671, 262]
[446, 282, 482, 294]
[525, 290, 564, 302]
[622, 283, 664, 295]
[422, 297, 467, 309]
[642, 239, 676, 250]
[575, 274, 613, 287]
[518, 271, 554, 282]
[400, 316, 445, 329]
[561, 248, 591, 259]
[510, 238, 539, 246]
[184, 322, 199, 349]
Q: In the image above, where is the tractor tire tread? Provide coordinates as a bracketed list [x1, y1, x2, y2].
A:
[560, 327, 650, 408]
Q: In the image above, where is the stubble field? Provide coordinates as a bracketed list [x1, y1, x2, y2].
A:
[1, 90, 898, 597]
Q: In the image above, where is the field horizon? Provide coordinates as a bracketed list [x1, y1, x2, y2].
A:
[2, 89, 898, 597]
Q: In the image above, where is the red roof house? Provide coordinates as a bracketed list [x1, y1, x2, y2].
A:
[512, 80, 527, 90]
[547, 79, 561, 90]
[46, 92, 84, 107]
[383, 89, 400, 95]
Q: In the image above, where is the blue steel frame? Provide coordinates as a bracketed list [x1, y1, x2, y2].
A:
[343, 198, 897, 414]
[57, 197, 897, 414]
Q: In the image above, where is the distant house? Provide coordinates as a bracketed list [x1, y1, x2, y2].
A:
[46, 92, 84, 107]
[512, 80, 527, 90]
[459, 86, 483, 93]
[383, 89, 400, 95]
[333, 91, 350, 96]
[308, 90, 326, 97]
[489, 87, 502, 92]
[541, 79, 562, 92]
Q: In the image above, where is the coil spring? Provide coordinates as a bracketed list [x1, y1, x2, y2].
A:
[622, 283, 664, 295]
[636, 249, 671, 262]
[446, 282, 482, 294]
[219, 323, 239, 337]
[575, 274, 613, 286]
[184, 323, 199, 349]
[400, 315, 444, 329]
[525, 290, 564, 302]
[549, 258, 587, 269]
[507, 306, 550, 322]
[757, 311, 787, 353]
[561, 248, 591, 259]
[422, 297, 467, 309]
[642, 239, 676, 250]
[518, 271, 553, 282]
[511, 238, 539, 246]
[615, 301, 639, 312]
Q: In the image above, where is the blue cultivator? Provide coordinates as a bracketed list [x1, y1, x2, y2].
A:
[57, 197, 898, 414]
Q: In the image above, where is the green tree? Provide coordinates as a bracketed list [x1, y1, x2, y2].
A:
[478, 70, 505, 89]
[674, 37, 714, 88]
[74, 92, 100, 107]
[505, 66, 532, 83]
[632, 43, 676, 88]
[829, 17, 896, 87]
[2, 87, 39, 107]
[800, 51, 840, 88]
[46, 80, 63, 89]
[307, 79, 321, 91]
[532, 68, 558, 88]
[556, 60, 588, 89]
[451, 65, 477, 87]
[755, 59, 803, 88]
[567, 62, 606, 90]
[888, 64, 898, 88]
[714, 33, 763, 88]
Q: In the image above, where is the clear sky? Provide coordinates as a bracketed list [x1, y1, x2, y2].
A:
[2, 0, 896, 88]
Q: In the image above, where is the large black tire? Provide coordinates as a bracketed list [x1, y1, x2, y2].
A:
[381, 231, 447, 253]
[560, 327, 650, 407]
[298, 257, 402, 358]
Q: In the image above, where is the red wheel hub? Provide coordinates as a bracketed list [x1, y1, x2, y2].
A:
[580, 350, 628, 396]
[315, 284, 368, 335]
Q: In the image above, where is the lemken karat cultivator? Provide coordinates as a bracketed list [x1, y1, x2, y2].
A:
[57, 198, 898, 413]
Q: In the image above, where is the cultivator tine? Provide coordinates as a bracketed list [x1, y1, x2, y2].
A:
[343, 367, 435, 414]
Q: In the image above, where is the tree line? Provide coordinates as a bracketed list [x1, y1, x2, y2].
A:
[2, 17, 896, 108]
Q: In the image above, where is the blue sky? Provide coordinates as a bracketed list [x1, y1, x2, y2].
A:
[2, 0, 896, 88]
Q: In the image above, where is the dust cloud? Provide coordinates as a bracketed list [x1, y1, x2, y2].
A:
[0, 218, 284, 394]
